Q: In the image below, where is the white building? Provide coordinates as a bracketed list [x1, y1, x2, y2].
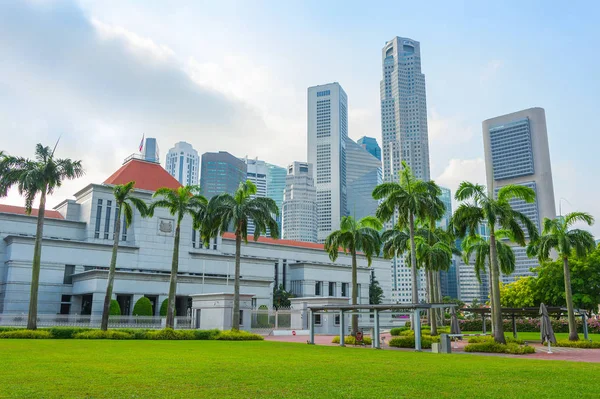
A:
[380, 37, 431, 302]
[482, 107, 556, 282]
[307, 83, 348, 243]
[282, 162, 318, 243]
[165, 141, 199, 187]
[243, 157, 268, 237]
[0, 157, 391, 317]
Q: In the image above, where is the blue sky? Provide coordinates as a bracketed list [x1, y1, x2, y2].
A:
[1, 0, 599, 234]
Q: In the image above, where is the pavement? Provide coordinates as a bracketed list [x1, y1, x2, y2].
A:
[264, 333, 600, 362]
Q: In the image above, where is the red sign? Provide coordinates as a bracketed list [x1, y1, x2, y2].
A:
[292, 330, 296, 336]
[356, 331, 363, 342]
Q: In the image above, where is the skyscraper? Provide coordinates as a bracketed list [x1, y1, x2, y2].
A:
[307, 82, 348, 242]
[266, 163, 287, 231]
[244, 158, 268, 236]
[437, 187, 458, 299]
[165, 141, 199, 186]
[282, 162, 318, 242]
[345, 137, 382, 221]
[200, 151, 246, 199]
[380, 36, 431, 302]
[482, 107, 556, 282]
[143, 137, 160, 163]
[357, 136, 382, 161]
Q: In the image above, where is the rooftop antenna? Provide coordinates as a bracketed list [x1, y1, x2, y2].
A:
[559, 197, 572, 217]
[51, 135, 62, 157]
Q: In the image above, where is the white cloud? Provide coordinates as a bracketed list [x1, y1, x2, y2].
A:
[435, 158, 486, 210]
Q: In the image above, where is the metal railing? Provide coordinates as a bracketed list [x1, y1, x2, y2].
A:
[0, 314, 193, 329]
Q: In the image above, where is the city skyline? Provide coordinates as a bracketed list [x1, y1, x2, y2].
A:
[1, 1, 598, 237]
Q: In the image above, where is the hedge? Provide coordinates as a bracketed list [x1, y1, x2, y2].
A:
[216, 330, 264, 341]
[465, 341, 535, 354]
[0, 330, 52, 339]
[109, 300, 121, 316]
[467, 336, 525, 345]
[388, 334, 439, 349]
[407, 318, 600, 334]
[132, 297, 153, 316]
[74, 330, 133, 340]
[331, 336, 373, 345]
[555, 339, 600, 349]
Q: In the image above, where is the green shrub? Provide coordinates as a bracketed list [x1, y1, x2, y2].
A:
[0, 327, 18, 333]
[109, 299, 121, 316]
[46, 327, 92, 339]
[399, 329, 414, 337]
[331, 336, 373, 345]
[159, 299, 168, 317]
[74, 330, 133, 340]
[194, 329, 220, 340]
[216, 330, 264, 341]
[555, 339, 600, 349]
[390, 327, 408, 336]
[146, 328, 196, 340]
[388, 336, 435, 349]
[465, 341, 534, 354]
[505, 343, 535, 354]
[0, 330, 52, 339]
[467, 336, 493, 344]
[132, 297, 154, 316]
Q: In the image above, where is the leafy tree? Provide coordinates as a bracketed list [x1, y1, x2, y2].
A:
[499, 277, 537, 308]
[147, 186, 209, 328]
[453, 182, 538, 344]
[159, 299, 169, 317]
[207, 180, 279, 331]
[132, 297, 153, 316]
[109, 299, 122, 316]
[373, 161, 443, 306]
[0, 144, 84, 330]
[325, 215, 382, 335]
[442, 296, 465, 310]
[528, 212, 596, 341]
[369, 273, 384, 305]
[273, 284, 293, 309]
[100, 181, 147, 331]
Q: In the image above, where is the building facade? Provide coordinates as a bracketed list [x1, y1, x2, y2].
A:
[482, 107, 556, 282]
[282, 162, 318, 243]
[266, 163, 287, 232]
[165, 141, 199, 186]
[143, 137, 160, 163]
[345, 137, 382, 221]
[200, 151, 247, 199]
[307, 83, 348, 243]
[380, 36, 431, 302]
[437, 186, 459, 299]
[0, 158, 392, 317]
[457, 223, 490, 304]
[357, 136, 382, 161]
[244, 158, 268, 237]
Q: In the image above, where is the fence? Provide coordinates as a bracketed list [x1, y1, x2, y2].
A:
[0, 314, 193, 329]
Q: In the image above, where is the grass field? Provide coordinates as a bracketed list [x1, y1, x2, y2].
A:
[461, 331, 600, 342]
[1, 340, 599, 398]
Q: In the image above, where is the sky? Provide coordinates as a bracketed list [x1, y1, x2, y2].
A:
[1, 0, 599, 234]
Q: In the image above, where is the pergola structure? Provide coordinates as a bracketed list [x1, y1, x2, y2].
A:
[461, 306, 590, 340]
[307, 303, 456, 351]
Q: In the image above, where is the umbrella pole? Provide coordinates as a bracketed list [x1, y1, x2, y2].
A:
[547, 340, 552, 354]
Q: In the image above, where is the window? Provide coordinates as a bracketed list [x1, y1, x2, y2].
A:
[274, 262, 279, 287]
[104, 200, 112, 239]
[251, 298, 257, 309]
[282, 259, 287, 290]
[121, 212, 128, 241]
[315, 281, 322, 296]
[329, 282, 336, 296]
[341, 283, 349, 297]
[60, 295, 71, 315]
[314, 314, 322, 325]
[239, 310, 244, 326]
[63, 265, 75, 285]
[94, 199, 103, 238]
[334, 314, 340, 326]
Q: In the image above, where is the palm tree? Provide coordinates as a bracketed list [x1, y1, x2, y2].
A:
[452, 182, 538, 343]
[0, 144, 83, 329]
[324, 216, 382, 335]
[527, 212, 595, 341]
[373, 161, 443, 305]
[207, 180, 279, 331]
[100, 181, 148, 331]
[147, 186, 208, 329]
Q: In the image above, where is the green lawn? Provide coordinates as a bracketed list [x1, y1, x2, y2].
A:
[0, 340, 599, 398]
[461, 331, 600, 342]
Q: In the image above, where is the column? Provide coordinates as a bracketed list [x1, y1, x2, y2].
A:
[309, 310, 315, 344]
[339, 310, 345, 347]
[414, 309, 422, 351]
[374, 309, 380, 349]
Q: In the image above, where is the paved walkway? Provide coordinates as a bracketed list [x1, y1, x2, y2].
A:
[264, 333, 600, 363]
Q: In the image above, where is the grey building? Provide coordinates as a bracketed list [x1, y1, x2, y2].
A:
[200, 151, 246, 199]
[143, 138, 159, 163]
[266, 163, 287, 232]
[357, 136, 381, 161]
[282, 162, 318, 243]
[482, 107, 556, 282]
[437, 187, 459, 299]
[345, 137, 382, 221]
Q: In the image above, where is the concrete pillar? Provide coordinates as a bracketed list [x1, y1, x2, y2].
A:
[583, 314, 589, 340]
[309, 311, 315, 344]
[414, 309, 422, 351]
[339, 310, 345, 347]
[482, 313, 487, 334]
[374, 309, 380, 349]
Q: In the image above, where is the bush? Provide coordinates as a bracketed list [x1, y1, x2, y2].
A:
[331, 336, 373, 345]
[109, 300, 121, 316]
[0, 327, 18, 333]
[388, 335, 437, 349]
[0, 330, 52, 339]
[132, 297, 154, 316]
[46, 327, 93, 339]
[465, 341, 535, 354]
[505, 343, 535, 354]
[194, 329, 220, 340]
[74, 330, 133, 340]
[390, 327, 409, 336]
[216, 330, 264, 341]
[555, 339, 600, 349]
[146, 328, 196, 340]
[159, 299, 168, 317]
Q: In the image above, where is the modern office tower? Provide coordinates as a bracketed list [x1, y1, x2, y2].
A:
[143, 138, 160, 163]
[200, 151, 247, 199]
[437, 186, 459, 299]
[282, 162, 318, 242]
[164, 142, 199, 186]
[244, 158, 268, 236]
[307, 82, 348, 242]
[457, 223, 490, 304]
[482, 107, 556, 282]
[266, 163, 287, 232]
[380, 36, 431, 302]
[357, 136, 382, 161]
[345, 137, 382, 221]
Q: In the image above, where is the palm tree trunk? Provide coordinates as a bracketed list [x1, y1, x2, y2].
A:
[27, 187, 47, 330]
[351, 249, 358, 335]
[232, 233, 242, 331]
[488, 229, 505, 344]
[428, 270, 438, 335]
[563, 256, 579, 341]
[166, 221, 181, 329]
[488, 266, 494, 336]
[101, 206, 122, 331]
[435, 272, 444, 326]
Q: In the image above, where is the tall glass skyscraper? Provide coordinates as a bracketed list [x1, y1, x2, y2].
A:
[143, 138, 160, 163]
[345, 137, 382, 221]
[282, 162, 318, 242]
[357, 136, 382, 161]
[266, 163, 287, 231]
[380, 37, 431, 303]
[200, 151, 246, 199]
[437, 187, 458, 299]
[165, 141, 199, 186]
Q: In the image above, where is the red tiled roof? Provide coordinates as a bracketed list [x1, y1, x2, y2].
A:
[0, 204, 64, 220]
[221, 232, 325, 250]
[104, 159, 181, 192]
